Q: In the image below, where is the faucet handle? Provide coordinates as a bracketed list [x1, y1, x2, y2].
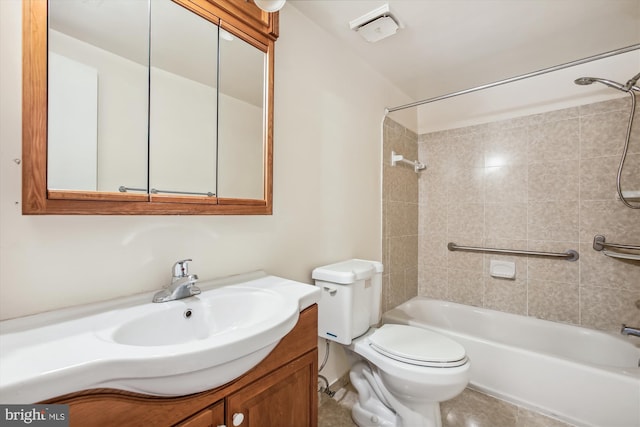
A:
[172, 259, 192, 278]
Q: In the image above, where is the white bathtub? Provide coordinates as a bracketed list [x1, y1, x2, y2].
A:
[382, 297, 640, 427]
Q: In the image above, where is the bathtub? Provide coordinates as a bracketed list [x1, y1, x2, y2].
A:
[382, 297, 640, 427]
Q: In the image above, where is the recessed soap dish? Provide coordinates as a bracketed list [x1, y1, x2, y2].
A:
[490, 260, 516, 279]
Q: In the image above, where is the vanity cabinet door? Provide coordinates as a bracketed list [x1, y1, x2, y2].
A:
[226, 350, 318, 427]
[175, 401, 224, 427]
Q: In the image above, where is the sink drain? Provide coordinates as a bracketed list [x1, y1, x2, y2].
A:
[184, 309, 193, 319]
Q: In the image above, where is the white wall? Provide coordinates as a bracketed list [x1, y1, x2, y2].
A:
[0, 0, 414, 332]
[48, 52, 98, 191]
[217, 93, 264, 200]
[149, 67, 218, 195]
[50, 29, 149, 192]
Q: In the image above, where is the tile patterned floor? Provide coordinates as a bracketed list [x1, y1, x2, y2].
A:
[318, 386, 358, 427]
[318, 386, 575, 427]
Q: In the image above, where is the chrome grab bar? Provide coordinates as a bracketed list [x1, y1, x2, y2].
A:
[447, 242, 579, 262]
[593, 235, 640, 251]
[592, 235, 640, 261]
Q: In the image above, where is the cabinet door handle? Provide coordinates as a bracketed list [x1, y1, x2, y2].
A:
[232, 413, 245, 426]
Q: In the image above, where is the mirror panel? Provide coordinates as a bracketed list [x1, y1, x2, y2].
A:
[149, 0, 218, 198]
[48, 0, 149, 193]
[23, 0, 276, 214]
[218, 26, 266, 200]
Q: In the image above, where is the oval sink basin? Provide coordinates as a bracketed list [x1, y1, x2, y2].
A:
[0, 272, 321, 403]
[111, 287, 286, 347]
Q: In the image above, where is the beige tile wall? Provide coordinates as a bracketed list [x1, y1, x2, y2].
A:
[382, 117, 420, 313]
[415, 96, 640, 333]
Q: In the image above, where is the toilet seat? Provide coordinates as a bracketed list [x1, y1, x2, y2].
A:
[368, 324, 467, 368]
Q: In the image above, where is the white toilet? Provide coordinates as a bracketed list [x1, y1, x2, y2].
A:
[312, 259, 470, 427]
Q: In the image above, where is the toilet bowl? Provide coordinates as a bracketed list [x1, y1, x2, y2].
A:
[312, 259, 470, 427]
[348, 325, 470, 427]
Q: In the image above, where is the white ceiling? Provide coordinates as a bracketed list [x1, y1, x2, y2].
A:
[288, 0, 640, 103]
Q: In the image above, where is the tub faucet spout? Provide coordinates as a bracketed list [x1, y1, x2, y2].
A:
[620, 324, 640, 337]
[152, 259, 201, 303]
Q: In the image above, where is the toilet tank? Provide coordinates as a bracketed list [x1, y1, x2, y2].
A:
[312, 259, 384, 345]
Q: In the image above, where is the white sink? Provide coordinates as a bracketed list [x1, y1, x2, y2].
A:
[109, 287, 287, 347]
[0, 272, 321, 403]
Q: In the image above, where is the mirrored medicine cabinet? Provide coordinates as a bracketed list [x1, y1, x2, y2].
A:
[22, 0, 277, 214]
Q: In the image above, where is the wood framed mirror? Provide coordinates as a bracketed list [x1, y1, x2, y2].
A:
[22, 0, 276, 215]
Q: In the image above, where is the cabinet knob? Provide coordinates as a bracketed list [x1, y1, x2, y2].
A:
[232, 413, 245, 426]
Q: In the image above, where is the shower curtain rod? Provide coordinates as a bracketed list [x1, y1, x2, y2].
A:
[385, 43, 640, 114]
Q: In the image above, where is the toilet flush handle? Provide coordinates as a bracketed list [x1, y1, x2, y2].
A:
[323, 286, 337, 296]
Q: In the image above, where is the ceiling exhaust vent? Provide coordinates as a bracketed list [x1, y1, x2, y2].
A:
[349, 4, 402, 43]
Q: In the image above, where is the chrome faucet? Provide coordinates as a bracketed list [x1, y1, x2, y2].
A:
[621, 324, 640, 338]
[152, 259, 201, 303]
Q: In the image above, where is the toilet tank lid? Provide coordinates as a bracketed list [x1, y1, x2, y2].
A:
[312, 259, 383, 284]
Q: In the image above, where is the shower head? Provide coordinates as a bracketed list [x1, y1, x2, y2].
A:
[574, 76, 627, 91]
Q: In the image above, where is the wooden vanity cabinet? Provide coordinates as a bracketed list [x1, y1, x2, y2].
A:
[43, 305, 318, 427]
[176, 401, 225, 427]
[226, 351, 316, 427]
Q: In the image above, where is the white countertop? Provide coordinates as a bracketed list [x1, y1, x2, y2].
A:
[0, 271, 321, 403]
